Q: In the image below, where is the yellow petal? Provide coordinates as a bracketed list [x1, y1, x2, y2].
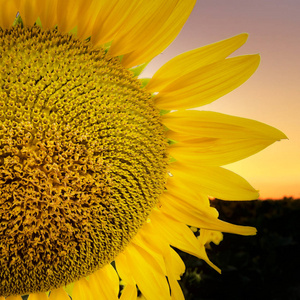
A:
[160, 193, 256, 236]
[124, 243, 171, 300]
[6, 296, 23, 300]
[132, 232, 167, 276]
[122, 0, 196, 68]
[56, 0, 78, 33]
[164, 248, 185, 300]
[136, 217, 173, 257]
[199, 229, 223, 246]
[162, 191, 219, 222]
[56, 0, 95, 34]
[169, 277, 184, 300]
[108, 0, 178, 57]
[49, 288, 70, 300]
[115, 252, 135, 285]
[166, 174, 214, 209]
[130, 222, 185, 300]
[0, 0, 19, 29]
[163, 110, 287, 140]
[35, 0, 57, 29]
[27, 292, 48, 300]
[169, 137, 278, 166]
[154, 54, 260, 109]
[151, 210, 221, 272]
[91, 0, 140, 47]
[169, 161, 259, 200]
[166, 247, 185, 280]
[75, 1, 102, 40]
[146, 33, 248, 92]
[18, 0, 41, 26]
[88, 264, 119, 300]
[72, 277, 94, 300]
[151, 210, 203, 257]
[120, 284, 137, 300]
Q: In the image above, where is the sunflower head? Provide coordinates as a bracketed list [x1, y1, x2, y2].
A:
[0, 1, 286, 299]
[0, 24, 168, 296]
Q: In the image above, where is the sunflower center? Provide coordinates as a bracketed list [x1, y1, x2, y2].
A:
[0, 26, 168, 296]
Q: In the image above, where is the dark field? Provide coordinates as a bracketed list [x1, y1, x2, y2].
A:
[179, 197, 300, 300]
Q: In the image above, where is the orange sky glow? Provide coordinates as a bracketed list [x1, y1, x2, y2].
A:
[143, 0, 300, 199]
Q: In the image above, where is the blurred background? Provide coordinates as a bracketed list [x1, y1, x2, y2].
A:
[179, 198, 300, 300]
[143, 1, 300, 299]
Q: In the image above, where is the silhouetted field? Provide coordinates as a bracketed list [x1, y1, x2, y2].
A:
[179, 197, 300, 300]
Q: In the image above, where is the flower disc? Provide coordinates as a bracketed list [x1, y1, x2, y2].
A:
[0, 26, 168, 296]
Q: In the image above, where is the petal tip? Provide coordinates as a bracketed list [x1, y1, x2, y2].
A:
[239, 32, 249, 42]
[265, 125, 288, 141]
[252, 53, 261, 64]
[278, 130, 288, 140]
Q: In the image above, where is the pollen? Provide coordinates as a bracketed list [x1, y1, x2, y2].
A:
[0, 26, 168, 296]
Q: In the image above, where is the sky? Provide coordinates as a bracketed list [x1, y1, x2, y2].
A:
[143, 0, 300, 199]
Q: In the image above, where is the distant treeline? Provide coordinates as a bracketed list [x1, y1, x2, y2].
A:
[179, 197, 300, 300]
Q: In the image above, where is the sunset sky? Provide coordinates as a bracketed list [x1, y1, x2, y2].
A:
[143, 0, 300, 199]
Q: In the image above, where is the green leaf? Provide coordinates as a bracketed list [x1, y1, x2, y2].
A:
[140, 78, 151, 88]
[13, 14, 23, 27]
[129, 62, 149, 77]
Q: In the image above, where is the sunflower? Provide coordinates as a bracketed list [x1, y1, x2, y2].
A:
[0, 0, 286, 299]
